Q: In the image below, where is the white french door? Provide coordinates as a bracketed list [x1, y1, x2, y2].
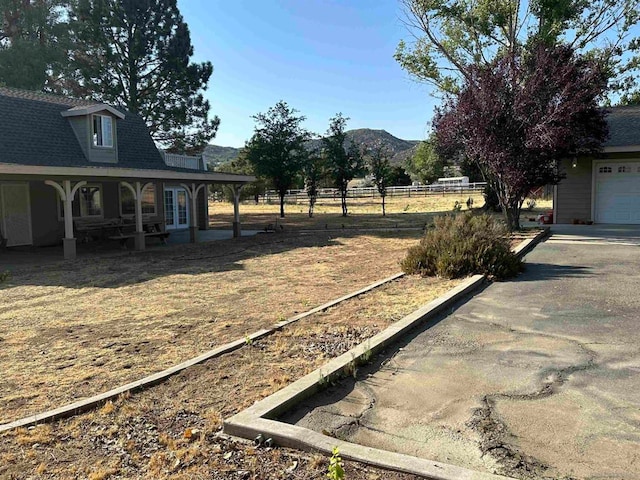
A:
[164, 187, 189, 230]
[0, 183, 33, 246]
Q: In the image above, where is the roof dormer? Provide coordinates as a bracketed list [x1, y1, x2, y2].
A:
[62, 104, 125, 164]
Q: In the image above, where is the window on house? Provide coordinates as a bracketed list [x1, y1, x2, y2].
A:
[92, 114, 114, 147]
[618, 165, 630, 173]
[59, 185, 103, 218]
[120, 184, 156, 216]
[598, 166, 612, 173]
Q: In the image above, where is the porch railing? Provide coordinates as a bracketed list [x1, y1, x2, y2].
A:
[162, 152, 204, 170]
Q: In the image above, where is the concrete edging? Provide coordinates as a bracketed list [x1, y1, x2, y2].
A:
[223, 275, 514, 480]
[513, 227, 550, 259]
[0, 272, 405, 433]
[223, 231, 550, 480]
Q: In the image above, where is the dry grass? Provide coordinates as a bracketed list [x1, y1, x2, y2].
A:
[210, 192, 487, 231]
[0, 230, 426, 423]
[0, 193, 548, 479]
[0, 274, 457, 479]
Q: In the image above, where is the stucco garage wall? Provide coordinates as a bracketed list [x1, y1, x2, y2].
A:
[555, 158, 593, 224]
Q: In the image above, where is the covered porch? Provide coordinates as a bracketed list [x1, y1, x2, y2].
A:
[0, 163, 254, 260]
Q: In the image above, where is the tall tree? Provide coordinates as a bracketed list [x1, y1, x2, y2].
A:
[0, 0, 71, 91]
[322, 114, 364, 217]
[244, 101, 310, 218]
[367, 141, 393, 216]
[406, 136, 446, 184]
[435, 43, 609, 231]
[69, 0, 218, 153]
[303, 148, 325, 218]
[395, 0, 640, 99]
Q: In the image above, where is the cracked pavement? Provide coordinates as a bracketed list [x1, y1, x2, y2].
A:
[284, 225, 640, 479]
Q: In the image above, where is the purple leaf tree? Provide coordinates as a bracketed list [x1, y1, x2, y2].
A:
[435, 43, 609, 230]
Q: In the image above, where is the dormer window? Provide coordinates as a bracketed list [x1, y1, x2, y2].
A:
[92, 114, 113, 147]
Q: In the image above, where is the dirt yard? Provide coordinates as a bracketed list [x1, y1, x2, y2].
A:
[0, 263, 458, 479]
[0, 230, 433, 424]
[0, 193, 548, 479]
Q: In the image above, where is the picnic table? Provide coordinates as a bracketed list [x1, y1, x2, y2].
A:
[73, 218, 170, 247]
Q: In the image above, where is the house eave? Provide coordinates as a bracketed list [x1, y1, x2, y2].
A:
[61, 105, 126, 119]
[602, 145, 640, 154]
[0, 163, 255, 184]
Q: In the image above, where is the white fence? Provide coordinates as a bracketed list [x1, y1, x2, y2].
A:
[162, 153, 203, 170]
[262, 183, 487, 203]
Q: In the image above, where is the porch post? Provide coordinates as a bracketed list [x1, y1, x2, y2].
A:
[134, 181, 145, 251]
[180, 183, 206, 243]
[233, 184, 242, 238]
[45, 179, 86, 260]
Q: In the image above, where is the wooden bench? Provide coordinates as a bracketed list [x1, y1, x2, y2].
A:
[74, 218, 124, 242]
[107, 222, 170, 248]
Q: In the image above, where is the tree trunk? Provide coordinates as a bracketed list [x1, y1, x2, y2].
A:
[504, 201, 521, 231]
[382, 195, 386, 216]
[341, 189, 348, 217]
[279, 192, 285, 218]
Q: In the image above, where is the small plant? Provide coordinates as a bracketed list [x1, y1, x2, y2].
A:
[318, 370, 328, 387]
[244, 335, 253, 347]
[401, 213, 523, 279]
[344, 355, 358, 379]
[327, 446, 345, 480]
[453, 201, 462, 212]
[0, 271, 9, 284]
[466, 197, 474, 209]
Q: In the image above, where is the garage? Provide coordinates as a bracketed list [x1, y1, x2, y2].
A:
[555, 106, 640, 225]
[594, 161, 640, 224]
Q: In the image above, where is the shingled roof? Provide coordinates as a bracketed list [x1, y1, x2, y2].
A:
[604, 105, 640, 148]
[0, 87, 175, 171]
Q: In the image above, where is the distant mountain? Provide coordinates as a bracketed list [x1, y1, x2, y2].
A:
[307, 128, 419, 166]
[203, 145, 242, 169]
[204, 129, 421, 170]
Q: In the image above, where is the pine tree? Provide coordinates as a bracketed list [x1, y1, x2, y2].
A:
[0, 0, 71, 91]
[69, 0, 218, 153]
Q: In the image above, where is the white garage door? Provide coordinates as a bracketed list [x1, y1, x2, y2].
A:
[595, 162, 640, 224]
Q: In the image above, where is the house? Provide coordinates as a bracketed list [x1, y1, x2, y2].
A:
[0, 87, 254, 259]
[554, 105, 640, 224]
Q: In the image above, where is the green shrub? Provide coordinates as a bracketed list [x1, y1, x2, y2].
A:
[0, 271, 9, 284]
[401, 213, 522, 279]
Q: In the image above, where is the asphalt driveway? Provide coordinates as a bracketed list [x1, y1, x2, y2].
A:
[288, 225, 640, 479]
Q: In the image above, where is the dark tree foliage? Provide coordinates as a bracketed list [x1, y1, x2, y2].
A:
[0, 0, 70, 91]
[69, 0, 218, 153]
[367, 142, 393, 216]
[244, 101, 310, 218]
[389, 166, 412, 186]
[435, 43, 609, 230]
[322, 113, 365, 217]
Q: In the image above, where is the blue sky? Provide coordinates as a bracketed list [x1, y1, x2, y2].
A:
[177, 1, 437, 147]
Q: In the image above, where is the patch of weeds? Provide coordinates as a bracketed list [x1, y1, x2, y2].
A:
[0, 270, 10, 284]
[327, 446, 345, 480]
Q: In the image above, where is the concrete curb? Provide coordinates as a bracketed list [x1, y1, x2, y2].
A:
[224, 275, 513, 480]
[0, 272, 405, 433]
[223, 232, 550, 480]
[512, 227, 550, 259]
